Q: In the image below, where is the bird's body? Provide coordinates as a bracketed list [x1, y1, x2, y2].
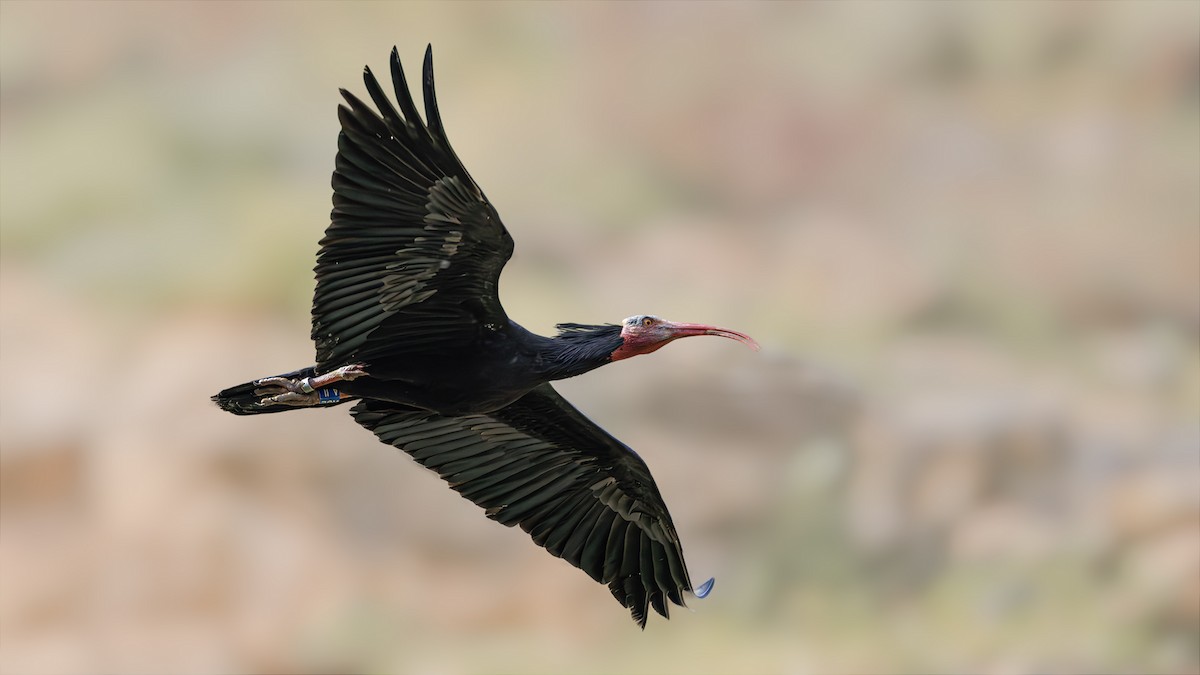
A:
[213, 46, 756, 628]
[336, 321, 621, 415]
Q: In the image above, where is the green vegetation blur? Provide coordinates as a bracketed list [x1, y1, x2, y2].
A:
[2, 2, 1197, 673]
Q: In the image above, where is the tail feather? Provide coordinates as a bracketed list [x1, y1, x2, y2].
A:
[212, 366, 325, 415]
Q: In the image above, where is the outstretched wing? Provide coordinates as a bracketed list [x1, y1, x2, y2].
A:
[313, 46, 514, 370]
[351, 383, 709, 628]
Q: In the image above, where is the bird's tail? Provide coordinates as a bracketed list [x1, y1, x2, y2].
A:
[212, 366, 350, 415]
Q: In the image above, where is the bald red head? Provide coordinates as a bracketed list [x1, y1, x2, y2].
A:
[610, 315, 759, 361]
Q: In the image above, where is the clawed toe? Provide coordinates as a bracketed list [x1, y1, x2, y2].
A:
[255, 376, 298, 392]
[259, 391, 318, 406]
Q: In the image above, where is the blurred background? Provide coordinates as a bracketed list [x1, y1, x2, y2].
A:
[1, 2, 1197, 673]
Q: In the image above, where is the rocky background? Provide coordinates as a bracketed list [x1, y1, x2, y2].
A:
[2, 3, 1197, 674]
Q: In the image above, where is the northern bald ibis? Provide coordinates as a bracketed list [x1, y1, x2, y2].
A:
[213, 46, 757, 628]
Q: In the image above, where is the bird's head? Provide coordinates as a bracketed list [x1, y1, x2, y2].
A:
[611, 315, 759, 361]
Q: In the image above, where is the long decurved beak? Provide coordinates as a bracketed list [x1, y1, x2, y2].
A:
[663, 321, 760, 351]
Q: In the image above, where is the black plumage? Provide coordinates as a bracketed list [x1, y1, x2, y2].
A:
[213, 46, 754, 627]
[353, 383, 691, 626]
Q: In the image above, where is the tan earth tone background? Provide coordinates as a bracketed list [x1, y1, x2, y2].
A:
[2, 2, 1198, 674]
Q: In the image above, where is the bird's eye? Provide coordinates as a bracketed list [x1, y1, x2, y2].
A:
[642, 317, 654, 327]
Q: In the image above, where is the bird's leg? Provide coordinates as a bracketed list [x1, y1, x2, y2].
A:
[304, 364, 369, 389]
[254, 364, 368, 407]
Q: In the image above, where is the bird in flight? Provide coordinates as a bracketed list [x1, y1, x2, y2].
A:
[213, 45, 758, 628]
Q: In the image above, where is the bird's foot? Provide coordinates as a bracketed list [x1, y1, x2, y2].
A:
[253, 377, 318, 406]
[253, 364, 367, 407]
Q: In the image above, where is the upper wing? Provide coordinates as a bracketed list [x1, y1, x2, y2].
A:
[351, 383, 709, 628]
[312, 46, 514, 370]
